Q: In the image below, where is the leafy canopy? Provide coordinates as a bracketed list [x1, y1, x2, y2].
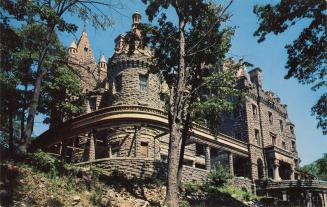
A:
[253, 0, 326, 134]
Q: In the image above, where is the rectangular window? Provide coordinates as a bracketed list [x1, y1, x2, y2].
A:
[195, 143, 205, 156]
[290, 126, 294, 134]
[268, 112, 273, 125]
[89, 98, 97, 111]
[252, 104, 258, 118]
[139, 74, 148, 92]
[270, 133, 276, 146]
[282, 141, 286, 150]
[279, 120, 284, 132]
[291, 141, 296, 151]
[110, 142, 119, 157]
[115, 75, 122, 92]
[140, 142, 148, 157]
[255, 129, 261, 145]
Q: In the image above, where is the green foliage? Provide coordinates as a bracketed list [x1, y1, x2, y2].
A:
[301, 153, 327, 181]
[207, 164, 232, 187]
[253, 0, 326, 134]
[184, 182, 201, 195]
[31, 150, 61, 178]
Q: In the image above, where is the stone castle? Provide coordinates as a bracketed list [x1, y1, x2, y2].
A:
[33, 12, 327, 206]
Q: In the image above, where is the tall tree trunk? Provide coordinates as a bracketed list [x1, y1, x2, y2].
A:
[20, 84, 27, 141]
[177, 113, 191, 186]
[8, 105, 14, 155]
[21, 28, 54, 152]
[165, 17, 186, 207]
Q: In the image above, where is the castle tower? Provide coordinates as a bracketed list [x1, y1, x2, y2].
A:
[68, 29, 99, 93]
[104, 12, 163, 160]
[108, 12, 162, 109]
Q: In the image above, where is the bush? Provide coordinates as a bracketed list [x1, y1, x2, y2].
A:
[31, 150, 61, 178]
[207, 164, 232, 187]
[184, 182, 200, 195]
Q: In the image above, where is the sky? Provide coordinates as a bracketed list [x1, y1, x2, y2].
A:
[33, 0, 326, 165]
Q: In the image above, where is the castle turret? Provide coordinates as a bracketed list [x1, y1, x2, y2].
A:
[108, 12, 162, 109]
[98, 54, 107, 81]
[249, 67, 262, 88]
[132, 11, 141, 29]
[68, 40, 77, 56]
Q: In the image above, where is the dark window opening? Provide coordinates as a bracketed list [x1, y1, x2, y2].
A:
[195, 163, 206, 169]
[89, 98, 97, 111]
[255, 129, 261, 145]
[290, 126, 294, 134]
[252, 104, 258, 118]
[195, 143, 205, 156]
[291, 141, 296, 151]
[183, 159, 193, 167]
[84, 47, 88, 52]
[139, 74, 148, 92]
[268, 112, 273, 125]
[140, 142, 148, 157]
[115, 75, 122, 92]
[279, 120, 284, 132]
[271, 133, 276, 146]
[110, 142, 119, 157]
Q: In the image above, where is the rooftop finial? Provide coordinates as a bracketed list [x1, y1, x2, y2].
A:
[132, 11, 141, 25]
[83, 21, 87, 33]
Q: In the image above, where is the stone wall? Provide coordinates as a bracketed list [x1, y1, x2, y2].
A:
[182, 166, 208, 183]
[230, 177, 253, 193]
[78, 158, 209, 184]
[108, 57, 163, 110]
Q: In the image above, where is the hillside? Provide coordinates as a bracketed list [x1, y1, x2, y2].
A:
[0, 151, 260, 207]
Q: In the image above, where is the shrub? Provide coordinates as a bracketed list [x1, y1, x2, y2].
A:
[31, 150, 61, 178]
[207, 164, 232, 187]
[184, 182, 200, 195]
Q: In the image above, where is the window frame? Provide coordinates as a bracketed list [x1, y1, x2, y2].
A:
[139, 74, 148, 92]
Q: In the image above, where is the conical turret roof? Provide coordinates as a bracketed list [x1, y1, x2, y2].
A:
[69, 40, 77, 49]
[99, 54, 106, 63]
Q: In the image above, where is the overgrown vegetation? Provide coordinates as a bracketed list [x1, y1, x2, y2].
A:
[183, 164, 260, 206]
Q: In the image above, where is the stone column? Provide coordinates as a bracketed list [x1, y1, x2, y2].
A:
[323, 192, 327, 207]
[205, 145, 211, 170]
[305, 191, 312, 207]
[318, 193, 325, 207]
[83, 132, 95, 161]
[290, 164, 295, 180]
[282, 190, 288, 201]
[228, 152, 234, 176]
[89, 133, 95, 161]
[273, 160, 281, 181]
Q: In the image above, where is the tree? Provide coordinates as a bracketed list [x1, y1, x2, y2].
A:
[141, 1, 243, 206]
[0, 22, 84, 154]
[253, 0, 326, 134]
[301, 153, 327, 181]
[0, 0, 119, 152]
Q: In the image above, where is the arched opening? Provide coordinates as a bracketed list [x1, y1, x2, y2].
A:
[257, 158, 264, 179]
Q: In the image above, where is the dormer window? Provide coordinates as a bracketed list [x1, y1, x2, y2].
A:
[139, 74, 148, 92]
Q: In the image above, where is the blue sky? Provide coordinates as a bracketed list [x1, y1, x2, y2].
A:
[33, 0, 326, 165]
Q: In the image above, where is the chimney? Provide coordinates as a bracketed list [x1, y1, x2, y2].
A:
[248, 67, 262, 88]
